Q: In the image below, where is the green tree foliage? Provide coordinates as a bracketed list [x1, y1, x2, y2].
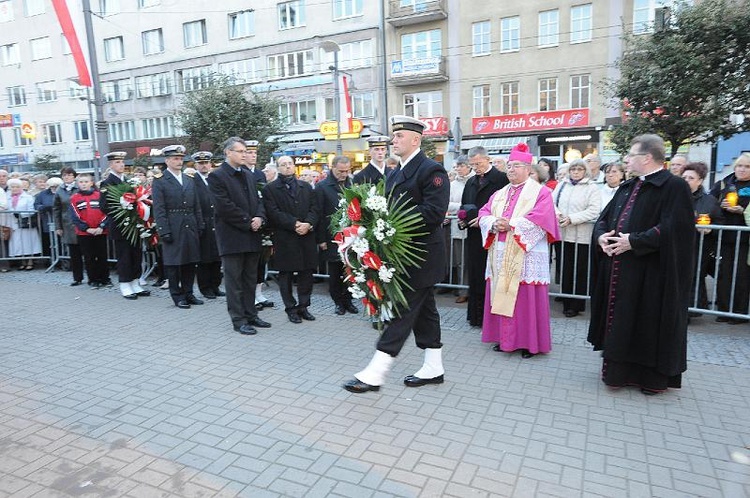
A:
[175, 77, 285, 163]
[607, 0, 750, 156]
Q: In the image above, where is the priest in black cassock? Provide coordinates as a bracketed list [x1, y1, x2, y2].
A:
[587, 134, 695, 395]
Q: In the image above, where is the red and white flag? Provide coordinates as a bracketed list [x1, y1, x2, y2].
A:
[51, 0, 92, 87]
[338, 74, 353, 134]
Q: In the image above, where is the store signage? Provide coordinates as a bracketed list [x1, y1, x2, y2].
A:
[20, 122, 36, 139]
[320, 119, 363, 140]
[422, 117, 449, 136]
[0, 114, 13, 128]
[293, 156, 314, 166]
[0, 154, 21, 166]
[472, 109, 589, 135]
[390, 57, 442, 78]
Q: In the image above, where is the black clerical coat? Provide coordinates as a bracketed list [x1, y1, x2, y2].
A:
[587, 169, 695, 377]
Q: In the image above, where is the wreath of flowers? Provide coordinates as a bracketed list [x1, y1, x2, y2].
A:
[105, 178, 158, 247]
[331, 181, 427, 330]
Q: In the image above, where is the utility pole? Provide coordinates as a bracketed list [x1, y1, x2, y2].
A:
[81, 0, 109, 178]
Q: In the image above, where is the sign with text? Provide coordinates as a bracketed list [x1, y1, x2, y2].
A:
[391, 57, 442, 78]
[0, 114, 13, 128]
[320, 119, 363, 140]
[421, 117, 449, 137]
[20, 122, 36, 139]
[472, 109, 589, 135]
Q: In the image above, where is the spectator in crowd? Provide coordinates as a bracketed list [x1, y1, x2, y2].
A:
[7, 178, 41, 270]
[556, 164, 569, 183]
[530, 162, 549, 185]
[245, 140, 273, 310]
[709, 152, 750, 324]
[299, 169, 315, 189]
[553, 158, 601, 317]
[53, 167, 86, 286]
[669, 154, 688, 176]
[208, 137, 270, 335]
[263, 155, 319, 324]
[0, 180, 8, 272]
[19, 177, 31, 192]
[538, 158, 557, 190]
[69, 173, 110, 288]
[0, 169, 8, 191]
[34, 176, 62, 259]
[354, 136, 392, 185]
[584, 153, 604, 184]
[448, 155, 474, 303]
[386, 156, 399, 171]
[588, 134, 694, 395]
[132, 167, 149, 185]
[479, 143, 560, 358]
[262, 164, 278, 183]
[30, 174, 48, 196]
[192, 151, 224, 300]
[492, 157, 507, 173]
[316, 155, 359, 316]
[460, 146, 509, 327]
[600, 162, 626, 210]
[682, 162, 724, 315]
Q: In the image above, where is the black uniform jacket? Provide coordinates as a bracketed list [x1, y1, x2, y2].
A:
[152, 171, 204, 266]
[315, 174, 351, 261]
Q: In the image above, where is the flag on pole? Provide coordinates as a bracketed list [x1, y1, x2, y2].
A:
[338, 74, 353, 134]
[51, 0, 92, 87]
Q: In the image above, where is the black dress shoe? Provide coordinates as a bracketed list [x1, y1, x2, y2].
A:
[259, 300, 274, 308]
[521, 349, 536, 359]
[136, 290, 151, 297]
[123, 294, 138, 300]
[176, 300, 191, 309]
[287, 312, 302, 324]
[335, 305, 346, 315]
[298, 309, 316, 321]
[249, 317, 271, 328]
[492, 344, 502, 352]
[343, 379, 380, 393]
[403, 374, 444, 387]
[234, 324, 257, 335]
[728, 318, 749, 325]
[70, 281, 82, 286]
[152, 279, 166, 287]
[186, 295, 204, 305]
[344, 302, 359, 314]
[563, 310, 579, 318]
[715, 316, 730, 323]
[641, 387, 660, 396]
[214, 289, 226, 297]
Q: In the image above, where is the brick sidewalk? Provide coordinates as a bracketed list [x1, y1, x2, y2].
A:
[0, 274, 749, 497]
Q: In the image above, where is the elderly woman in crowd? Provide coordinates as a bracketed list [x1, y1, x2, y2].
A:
[552, 158, 601, 317]
[600, 162, 625, 210]
[448, 155, 474, 302]
[7, 178, 42, 270]
[34, 176, 63, 258]
[709, 153, 750, 324]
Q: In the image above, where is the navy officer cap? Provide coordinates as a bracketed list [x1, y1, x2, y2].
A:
[106, 151, 127, 161]
[367, 135, 391, 148]
[389, 115, 426, 135]
[244, 140, 259, 151]
[191, 151, 213, 162]
[162, 144, 186, 157]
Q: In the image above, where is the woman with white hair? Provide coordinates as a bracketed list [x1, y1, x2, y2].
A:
[7, 178, 42, 269]
[34, 176, 63, 259]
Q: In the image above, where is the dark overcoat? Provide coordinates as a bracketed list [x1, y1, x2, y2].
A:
[207, 162, 266, 257]
[262, 178, 319, 272]
[587, 169, 695, 378]
[151, 172, 203, 266]
[193, 174, 220, 262]
[353, 162, 391, 186]
[99, 174, 127, 241]
[385, 150, 450, 289]
[315, 174, 351, 261]
[53, 184, 80, 245]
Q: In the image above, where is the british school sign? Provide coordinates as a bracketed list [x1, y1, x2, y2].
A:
[472, 109, 589, 135]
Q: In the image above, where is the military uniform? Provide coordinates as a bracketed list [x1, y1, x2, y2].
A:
[353, 136, 392, 186]
[192, 151, 223, 298]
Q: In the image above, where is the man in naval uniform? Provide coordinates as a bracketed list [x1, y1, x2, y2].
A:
[192, 151, 224, 299]
[245, 139, 274, 310]
[353, 135, 392, 186]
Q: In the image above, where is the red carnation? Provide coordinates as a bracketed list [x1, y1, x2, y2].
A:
[347, 197, 362, 221]
[361, 251, 382, 270]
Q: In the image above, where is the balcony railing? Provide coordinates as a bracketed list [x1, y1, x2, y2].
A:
[387, 0, 447, 27]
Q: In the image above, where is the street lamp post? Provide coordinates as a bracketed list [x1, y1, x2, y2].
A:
[80, 87, 100, 182]
[320, 40, 343, 155]
[81, 0, 109, 179]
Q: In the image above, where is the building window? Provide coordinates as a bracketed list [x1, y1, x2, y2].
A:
[142, 29, 164, 55]
[538, 9, 559, 47]
[177, 66, 212, 92]
[142, 116, 174, 139]
[539, 78, 557, 111]
[352, 93, 374, 118]
[633, 0, 685, 34]
[14, 127, 32, 146]
[108, 121, 136, 142]
[321, 40, 373, 70]
[74, 121, 90, 141]
[403, 91, 442, 118]
[0, 1, 15, 23]
[571, 4, 592, 43]
[183, 20, 207, 48]
[473, 85, 490, 117]
[571, 74, 590, 108]
[104, 36, 124, 62]
[278, 0, 305, 30]
[98, 0, 119, 16]
[135, 73, 171, 98]
[101, 78, 132, 102]
[401, 29, 442, 60]
[267, 50, 314, 79]
[333, 0, 362, 20]
[36, 81, 57, 102]
[30, 36, 52, 61]
[218, 59, 260, 84]
[500, 81, 519, 115]
[229, 10, 255, 39]
[472, 21, 491, 56]
[68, 81, 87, 99]
[0, 43, 20, 66]
[139, 0, 160, 7]
[278, 100, 317, 126]
[8, 86, 26, 106]
[42, 123, 63, 144]
[23, 0, 44, 16]
[500, 16, 520, 52]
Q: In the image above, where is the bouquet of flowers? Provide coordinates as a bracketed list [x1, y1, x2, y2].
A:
[105, 178, 158, 246]
[331, 181, 426, 330]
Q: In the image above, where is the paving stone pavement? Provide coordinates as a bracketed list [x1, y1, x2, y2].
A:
[1, 270, 749, 497]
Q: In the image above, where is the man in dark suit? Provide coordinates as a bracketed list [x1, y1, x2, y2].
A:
[208, 137, 271, 335]
[343, 116, 450, 394]
[100, 151, 151, 300]
[262, 155, 319, 324]
[316, 155, 358, 316]
[353, 136, 391, 186]
[151, 145, 204, 309]
[461, 146, 509, 326]
[244, 139, 274, 310]
[192, 151, 224, 299]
